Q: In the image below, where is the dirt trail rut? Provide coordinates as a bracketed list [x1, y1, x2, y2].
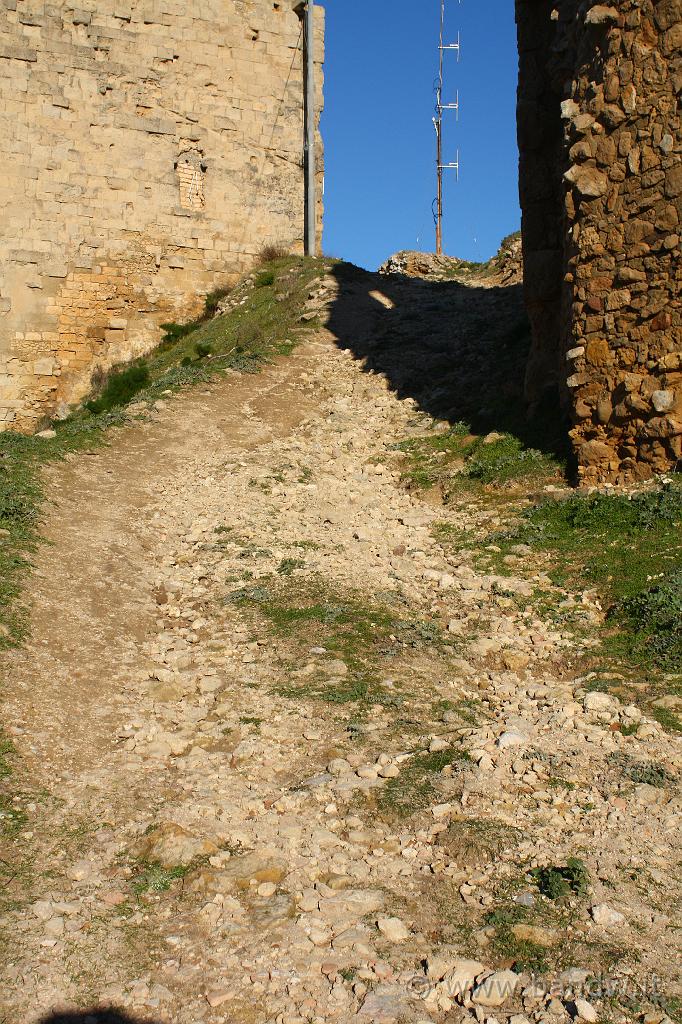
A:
[1, 275, 680, 1024]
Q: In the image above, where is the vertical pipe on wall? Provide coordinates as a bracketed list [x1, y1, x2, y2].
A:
[304, 0, 316, 256]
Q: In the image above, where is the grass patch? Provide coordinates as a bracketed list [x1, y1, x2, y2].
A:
[486, 484, 682, 696]
[0, 732, 16, 780]
[438, 817, 520, 867]
[0, 730, 27, 840]
[85, 364, 150, 415]
[377, 747, 471, 818]
[227, 575, 447, 706]
[483, 906, 551, 974]
[396, 425, 563, 498]
[131, 861, 190, 896]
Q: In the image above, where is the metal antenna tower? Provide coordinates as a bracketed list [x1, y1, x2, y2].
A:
[433, 0, 460, 255]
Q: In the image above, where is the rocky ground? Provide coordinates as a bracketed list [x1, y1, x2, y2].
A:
[0, 265, 680, 1024]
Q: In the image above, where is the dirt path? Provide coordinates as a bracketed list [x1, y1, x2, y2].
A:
[1, 279, 680, 1024]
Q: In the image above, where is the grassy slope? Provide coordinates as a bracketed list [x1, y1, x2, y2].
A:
[398, 420, 681, 728]
[0, 255, 333, 652]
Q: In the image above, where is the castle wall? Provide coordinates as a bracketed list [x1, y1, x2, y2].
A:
[517, 0, 680, 484]
[0, 0, 324, 430]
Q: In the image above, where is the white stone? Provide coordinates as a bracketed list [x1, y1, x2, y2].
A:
[472, 970, 520, 1007]
[584, 692, 618, 713]
[575, 999, 599, 1022]
[497, 730, 526, 750]
[652, 390, 674, 413]
[590, 903, 625, 928]
[377, 916, 410, 943]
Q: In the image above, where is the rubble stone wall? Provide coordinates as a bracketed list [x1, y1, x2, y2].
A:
[516, 0, 680, 484]
[0, 0, 324, 430]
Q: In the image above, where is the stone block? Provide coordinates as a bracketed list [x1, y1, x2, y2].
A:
[33, 358, 56, 376]
[585, 6, 620, 26]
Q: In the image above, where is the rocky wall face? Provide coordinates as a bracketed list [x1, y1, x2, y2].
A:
[0, 0, 324, 431]
[517, 0, 681, 484]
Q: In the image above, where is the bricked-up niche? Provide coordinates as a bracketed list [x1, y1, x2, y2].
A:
[516, 0, 681, 485]
[0, 0, 324, 431]
[176, 151, 206, 211]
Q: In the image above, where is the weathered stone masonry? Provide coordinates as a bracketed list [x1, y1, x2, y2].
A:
[517, 0, 680, 484]
[0, 0, 324, 430]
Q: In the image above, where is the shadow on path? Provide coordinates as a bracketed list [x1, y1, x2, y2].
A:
[324, 261, 568, 458]
[37, 1011, 162, 1024]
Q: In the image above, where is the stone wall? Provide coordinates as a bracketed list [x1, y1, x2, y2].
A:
[516, 0, 680, 484]
[0, 0, 324, 431]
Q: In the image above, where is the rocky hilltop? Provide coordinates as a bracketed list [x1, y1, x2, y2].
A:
[379, 233, 523, 288]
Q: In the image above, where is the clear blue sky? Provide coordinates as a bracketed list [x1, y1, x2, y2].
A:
[320, 0, 521, 270]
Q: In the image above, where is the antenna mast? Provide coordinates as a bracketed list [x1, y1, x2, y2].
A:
[433, 0, 460, 255]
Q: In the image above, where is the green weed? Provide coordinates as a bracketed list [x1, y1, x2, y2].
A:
[607, 753, 676, 789]
[610, 571, 681, 671]
[132, 861, 189, 895]
[239, 716, 263, 729]
[529, 858, 590, 900]
[463, 435, 554, 486]
[277, 557, 306, 576]
[651, 705, 682, 734]
[397, 427, 562, 497]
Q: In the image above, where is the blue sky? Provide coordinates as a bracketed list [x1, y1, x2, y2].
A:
[320, 0, 521, 269]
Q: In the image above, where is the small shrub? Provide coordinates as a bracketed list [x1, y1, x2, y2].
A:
[277, 557, 305, 576]
[608, 753, 676, 789]
[259, 244, 289, 263]
[440, 817, 520, 868]
[610, 571, 682, 670]
[204, 287, 231, 315]
[160, 321, 196, 346]
[499, 229, 522, 251]
[194, 342, 212, 359]
[529, 857, 590, 900]
[85, 364, 150, 415]
[464, 435, 550, 485]
[255, 270, 275, 288]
